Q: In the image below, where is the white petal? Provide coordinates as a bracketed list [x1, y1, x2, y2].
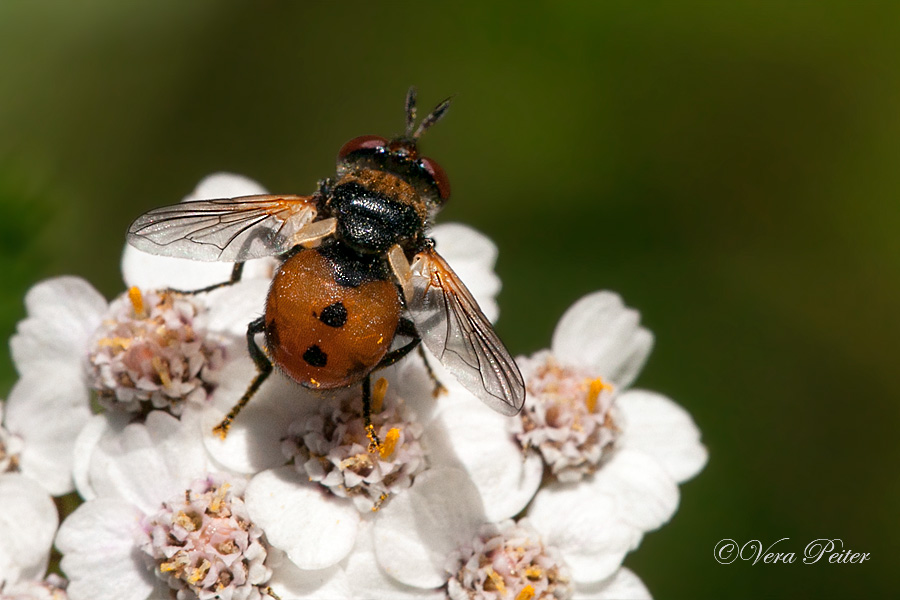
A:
[528, 482, 636, 583]
[373, 468, 484, 589]
[379, 356, 444, 426]
[187, 172, 268, 200]
[203, 279, 270, 337]
[10, 277, 106, 376]
[266, 549, 352, 600]
[0, 474, 57, 583]
[5, 368, 92, 495]
[56, 498, 155, 600]
[204, 372, 317, 474]
[344, 521, 446, 600]
[431, 223, 501, 323]
[72, 413, 130, 502]
[574, 567, 652, 600]
[551, 291, 654, 389]
[427, 401, 542, 521]
[594, 449, 680, 533]
[246, 466, 359, 569]
[617, 390, 708, 483]
[88, 412, 210, 514]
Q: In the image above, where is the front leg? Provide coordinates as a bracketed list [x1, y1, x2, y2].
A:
[169, 262, 245, 295]
[212, 315, 272, 438]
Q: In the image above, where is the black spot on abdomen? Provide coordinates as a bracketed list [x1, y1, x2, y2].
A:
[319, 302, 348, 328]
[303, 344, 328, 367]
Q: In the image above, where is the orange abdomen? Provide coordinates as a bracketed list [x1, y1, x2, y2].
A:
[264, 248, 401, 389]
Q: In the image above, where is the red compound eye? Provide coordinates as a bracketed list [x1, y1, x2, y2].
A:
[338, 135, 388, 159]
[420, 156, 451, 200]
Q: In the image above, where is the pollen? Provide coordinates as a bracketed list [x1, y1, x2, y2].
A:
[372, 377, 389, 413]
[209, 481, 231, 514]
[585, 377, 612, 413]
[516, 585, 536, 600]
[486, 568, 507, 593]
[128, 286, 146, 318]
[151, 356, 172, 388]
[96, 336, 133, 350]
[379, 427, 401, 459]
[525, 565, 543, 580]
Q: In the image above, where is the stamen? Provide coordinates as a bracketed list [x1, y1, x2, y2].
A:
[516, 585, 536, 600]
[188, 559, 211, 584]
[371, 377, 389, 413]
[586, 377, 612, 413]
[209, 481, 230, 514]
[95, 336, 133, 350]
[486, 568, 506, 593]
[128, 286, 146, 318]
[379, 427, 400, 459]
[151, 356, 172, 388]
[525, 565, 543, 580]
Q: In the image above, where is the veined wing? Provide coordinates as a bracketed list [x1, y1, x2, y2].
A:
[406, 248, 525, 415]
[127, 194, 319, 262]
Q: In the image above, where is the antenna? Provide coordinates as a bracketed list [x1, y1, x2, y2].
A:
[413, 95, 453, 139]
[405, 86, 418, 138]
[403, 86, 453, 140]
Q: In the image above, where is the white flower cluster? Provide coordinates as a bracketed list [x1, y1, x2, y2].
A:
[0, 174, 707, 600]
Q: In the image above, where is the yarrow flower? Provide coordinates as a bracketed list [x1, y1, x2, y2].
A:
[446, 519, 573, 600]
[57, 410, 349, 600]
[513, 356, 618, 482]
[88, 288, 226, 415]
[524, 292, 707, 582]
[138, 475, 270, 600]
[282, 381, 426, 512]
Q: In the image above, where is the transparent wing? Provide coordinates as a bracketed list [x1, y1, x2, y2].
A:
[406, 248, 525, 415]
[127, 194, 319, 262]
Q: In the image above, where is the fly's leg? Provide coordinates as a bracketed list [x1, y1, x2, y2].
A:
[416, 344, 447, 397]
[212, 315, 271, 439]
[385, 317, 445, 397]
[363, 319, 423, 453]
[362, 375, 381, 452]
[169, 262, 245, 295]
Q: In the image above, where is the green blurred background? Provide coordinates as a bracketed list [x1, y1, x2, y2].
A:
[1, 1, 897, 598]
